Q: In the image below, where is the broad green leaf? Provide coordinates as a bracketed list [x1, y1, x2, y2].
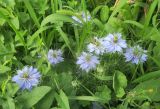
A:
[55, 90, 70, 109]
[132, 79, 160, 102]
[2, 97, 15, 109]
[113, 71, 127, 98]
[16, 86, 51, 109]
[6, 83, 19, 97]
[95, 85, 111, 103]
[35, 90, 55, 109]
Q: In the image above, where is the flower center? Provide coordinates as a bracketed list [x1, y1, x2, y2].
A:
[53, 52, 57, 58]
[22, 72, 29, 79]
[113, 35, 118, 43]
[85, 55, 91, 62]
[92, 38, 101, 47]
[133, 48, 141, 56]
[94, 41, 101, 47]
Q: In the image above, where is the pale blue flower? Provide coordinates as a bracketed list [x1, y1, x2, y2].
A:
[87, 37, 106, 55]
[103, 33, 127, 53]
[72, 11, 91, 24]
[124, 46, 147, 64]
[76, 52, 100, 72]
[47, 49, 64, 65]
[12, 66, 41, 90]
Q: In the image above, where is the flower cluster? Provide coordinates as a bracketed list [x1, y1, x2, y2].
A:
[12, 33, 148, 90]
[77, 33, 148, 72]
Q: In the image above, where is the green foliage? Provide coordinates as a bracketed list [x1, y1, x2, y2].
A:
[16, 86, 51, 109]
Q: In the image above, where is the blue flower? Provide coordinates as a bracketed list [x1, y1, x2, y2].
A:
[12, 66, 41, 90]
[72, 11, 91, 24]
[76, 52, 100, 72]
[124, 46, 148, 64]
[47, 49, 64, 65]
[103, 33, 127, 53]
[87, 37, 106, 55]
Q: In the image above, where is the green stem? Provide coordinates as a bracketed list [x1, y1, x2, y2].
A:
[140, 64, 144, 75]
[79, 82, 94, 95]
[131, 65, 139, 80]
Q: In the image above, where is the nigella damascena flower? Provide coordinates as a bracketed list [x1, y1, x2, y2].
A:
[124, 46, 147, 64]
[72, 11, 91, 24]
[76, 52, 100, 72]
[47, 49, 64, 65]
[87, 37, 106, 55]
[12, 66, 41, 90]
[103, 33, 127, 53]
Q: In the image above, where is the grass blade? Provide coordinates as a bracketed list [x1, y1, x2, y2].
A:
[23, 0, 40, 28]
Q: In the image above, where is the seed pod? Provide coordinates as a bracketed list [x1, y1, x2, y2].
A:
[100, 6, 109, 23]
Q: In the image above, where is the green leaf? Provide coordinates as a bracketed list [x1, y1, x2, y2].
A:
[109, 0, 127, 20]
[92, 18, 104, 30]
[0, 65, 11, 74]
[132, 79, 160, 102]
[56, 26, 73, 55]
[95, 85, 111, 103]
[113, 71, 127, 98]
[69, 96, 104, 102]
[93, 74, 112, 81]
[133, 70, 160, 83]
[123, 20, 144, 29]
[2, 0, 15, 9]
[91, 5, 103, 16]
[23, 0, 40, 28]
[16, 86, 51, 109]
[41, 14, 73, 27]
[10, 17, 19, 30]
[55, 90, 70, 109]
[0, 11, 26, 48]
[35, 90, 55, 109]
[100, 6, 109, 22]
[2, 97, 15, 109]
[6, 83, 19, 97]
[144, 0, 158, 27]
